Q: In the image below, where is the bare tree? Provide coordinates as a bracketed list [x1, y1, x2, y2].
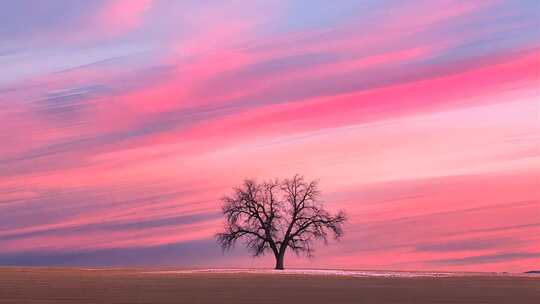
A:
[216, 175, 347, 270]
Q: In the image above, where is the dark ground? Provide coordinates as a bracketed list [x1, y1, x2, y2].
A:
[0, 268, 539, 303]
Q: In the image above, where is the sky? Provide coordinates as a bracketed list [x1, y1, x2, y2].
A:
[0, 0, 539, 272]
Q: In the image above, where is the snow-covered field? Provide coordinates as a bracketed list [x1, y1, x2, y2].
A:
[141, 268, 535, 278]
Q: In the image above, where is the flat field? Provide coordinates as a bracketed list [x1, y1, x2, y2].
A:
[0, 268, 539, 303]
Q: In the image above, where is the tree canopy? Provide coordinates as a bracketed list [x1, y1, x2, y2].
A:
[216, 175, 347, 269]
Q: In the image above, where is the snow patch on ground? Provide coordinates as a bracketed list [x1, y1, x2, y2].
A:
[141, 268, 466, 278]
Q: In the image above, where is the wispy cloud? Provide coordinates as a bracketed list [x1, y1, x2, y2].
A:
[0, 0, 538, 271]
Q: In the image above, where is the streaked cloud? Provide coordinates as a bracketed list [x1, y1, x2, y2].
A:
[0, 0, 538, 272]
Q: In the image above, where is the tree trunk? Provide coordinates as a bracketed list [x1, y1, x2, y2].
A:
[275, 254, 284, 270]
[275, 247, 286, 270]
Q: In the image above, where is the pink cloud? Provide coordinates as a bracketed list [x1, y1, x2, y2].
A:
[93, 0, 153, 37]
[164, 48, 539, 152]
[1, 0, 538, 271]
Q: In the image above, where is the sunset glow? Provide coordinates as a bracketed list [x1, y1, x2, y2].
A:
[0, 1, 538, 272]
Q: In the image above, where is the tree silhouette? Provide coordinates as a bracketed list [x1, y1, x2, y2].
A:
[216, 175, 347, 270]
